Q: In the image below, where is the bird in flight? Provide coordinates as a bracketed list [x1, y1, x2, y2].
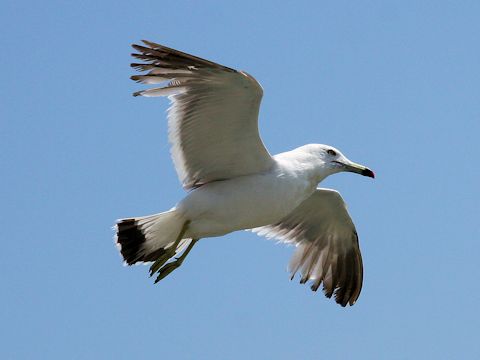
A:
[115, 40, 374, 307]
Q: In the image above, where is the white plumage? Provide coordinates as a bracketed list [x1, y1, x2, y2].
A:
[116, 40, 374, 307]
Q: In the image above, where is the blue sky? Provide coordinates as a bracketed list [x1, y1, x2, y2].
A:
[1, 0, 479, 358]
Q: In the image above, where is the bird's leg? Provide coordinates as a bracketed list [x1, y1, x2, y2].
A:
[149, 220, 190, 277]
[153, 238, 198, 284]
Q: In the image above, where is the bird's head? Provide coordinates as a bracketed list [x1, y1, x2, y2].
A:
[311, 144, 375, 179]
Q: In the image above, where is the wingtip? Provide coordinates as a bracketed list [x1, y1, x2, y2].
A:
[142, 39, 161, 49]
[130, 75, 141, 83]
[131, 44, 143, 52]
[130, 63, 146, 71]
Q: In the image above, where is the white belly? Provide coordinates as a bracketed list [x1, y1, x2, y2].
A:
[177, 168, 317, 239]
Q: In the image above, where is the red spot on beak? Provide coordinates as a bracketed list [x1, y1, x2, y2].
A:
[362, 168, 375, 178]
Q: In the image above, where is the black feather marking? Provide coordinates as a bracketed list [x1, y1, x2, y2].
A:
[130, 40, 237, 74]
[116, 219, 146, 265]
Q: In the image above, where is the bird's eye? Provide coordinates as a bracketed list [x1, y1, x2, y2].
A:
[327, 149, 337, 156]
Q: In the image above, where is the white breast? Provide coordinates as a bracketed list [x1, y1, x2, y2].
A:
[177, 162, 318, 239]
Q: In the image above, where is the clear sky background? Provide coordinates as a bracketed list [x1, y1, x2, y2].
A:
[1, 1, 479, 359]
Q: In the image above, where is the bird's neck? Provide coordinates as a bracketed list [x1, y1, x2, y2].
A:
[274, 147, 335, 185]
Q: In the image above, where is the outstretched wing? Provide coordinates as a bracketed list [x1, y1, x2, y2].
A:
[253, 188, 363, 307]
[131, 40, 274, 189]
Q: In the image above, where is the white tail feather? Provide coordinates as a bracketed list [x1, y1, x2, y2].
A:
[116, 208, 187, 264]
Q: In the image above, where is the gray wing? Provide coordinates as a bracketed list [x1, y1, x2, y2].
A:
[131, 40, 274, 190]
[253, 188, 363, 307]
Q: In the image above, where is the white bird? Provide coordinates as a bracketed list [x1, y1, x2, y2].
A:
[115, 40, 375, 307]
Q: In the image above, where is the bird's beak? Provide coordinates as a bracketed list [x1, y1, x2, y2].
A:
[340, 160, 375, 178]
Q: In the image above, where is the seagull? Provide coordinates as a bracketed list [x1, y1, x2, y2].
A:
[115, 40, 375, 307]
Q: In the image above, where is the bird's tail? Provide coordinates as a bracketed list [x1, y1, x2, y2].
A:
[115, 208, 189, 265]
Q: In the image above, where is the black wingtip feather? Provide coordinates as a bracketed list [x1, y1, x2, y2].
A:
[130, 39, 238, 74]
[141, 39, 161, 48]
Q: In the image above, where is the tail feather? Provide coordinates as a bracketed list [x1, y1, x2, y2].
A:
[115, 209, 186, 265]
